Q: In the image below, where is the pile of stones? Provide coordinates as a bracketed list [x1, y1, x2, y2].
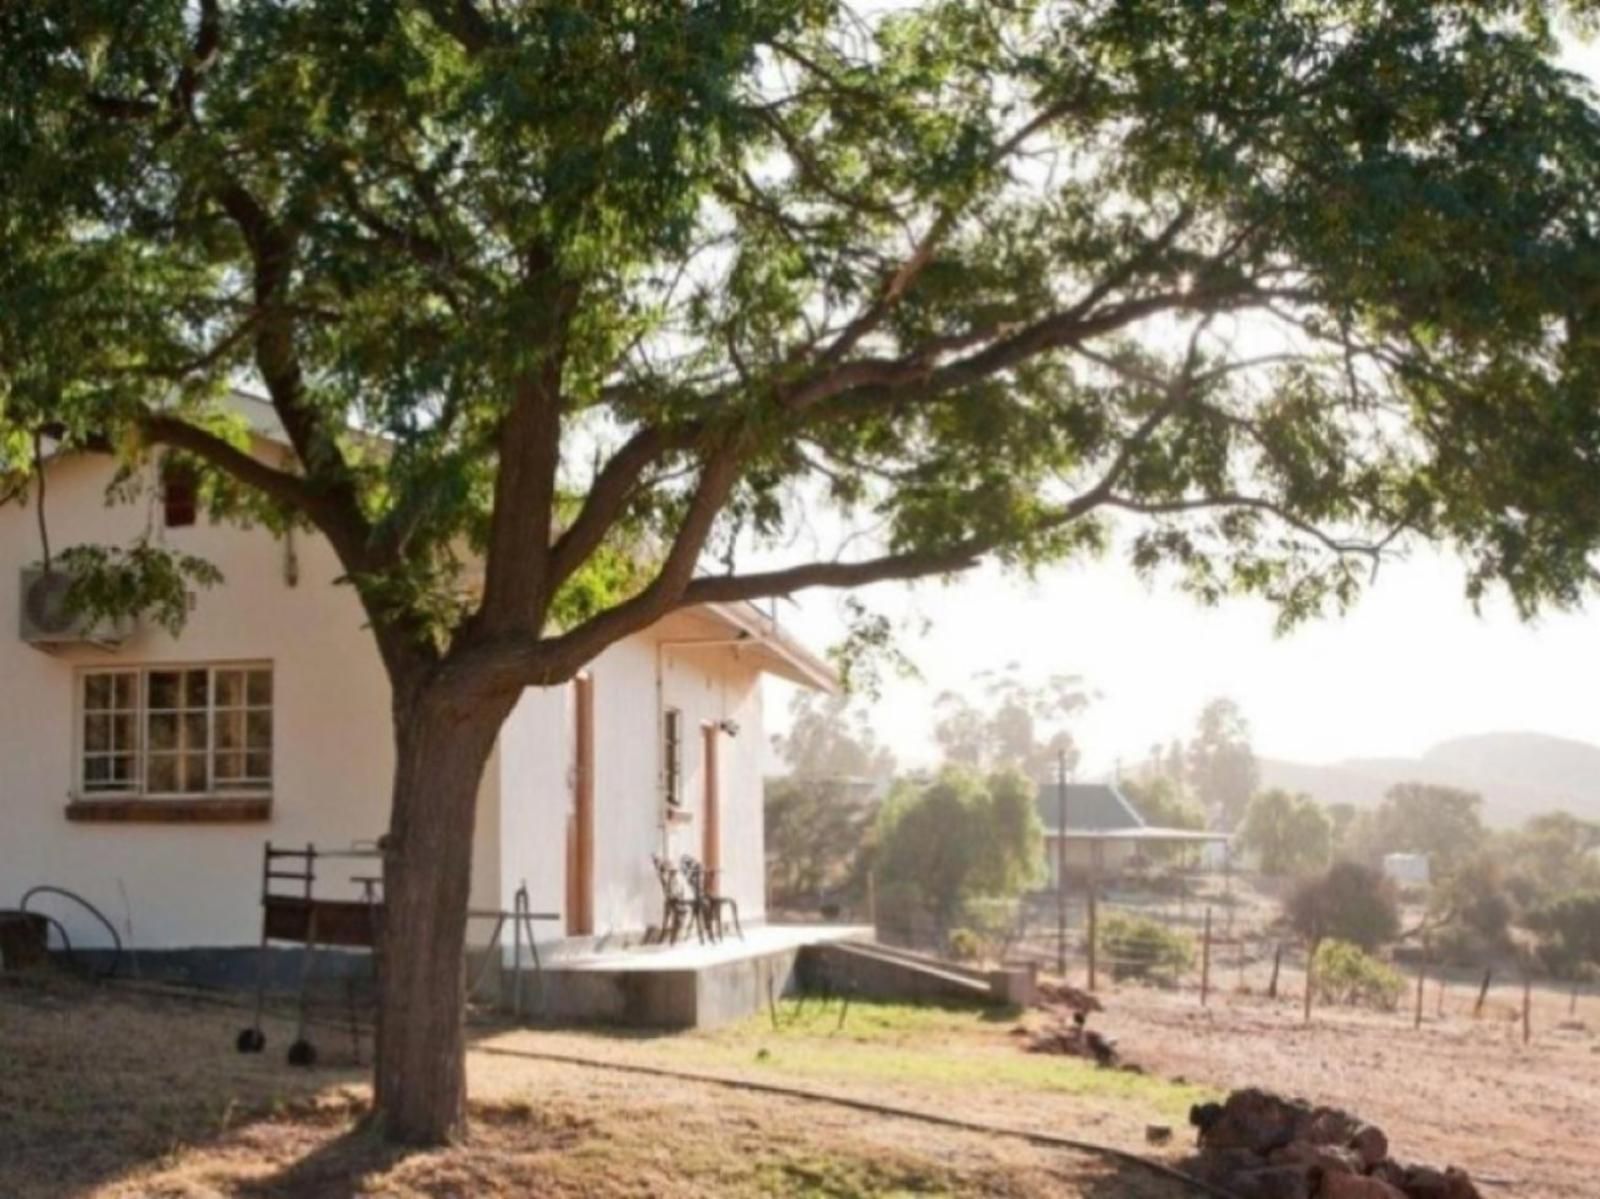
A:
[1186, 1088, 1483, 1199]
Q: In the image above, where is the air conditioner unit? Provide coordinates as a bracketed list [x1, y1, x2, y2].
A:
[18, 569, 135, 650]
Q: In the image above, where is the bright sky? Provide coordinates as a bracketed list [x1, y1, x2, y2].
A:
[765, 35, 1600, 778]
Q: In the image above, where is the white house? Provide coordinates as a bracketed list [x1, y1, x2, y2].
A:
[0, 397, 835, 972]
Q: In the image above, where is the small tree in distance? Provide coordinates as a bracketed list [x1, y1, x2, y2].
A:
[1287, 862, 1400, 953]
[1239, 789, 1332, 877]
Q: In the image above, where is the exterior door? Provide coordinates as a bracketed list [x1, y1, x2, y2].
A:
[565, 673, 595, 936]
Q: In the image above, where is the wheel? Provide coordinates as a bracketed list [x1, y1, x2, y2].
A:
[286, 1038, 317, 1068]
[235, 1027, 266, 1054]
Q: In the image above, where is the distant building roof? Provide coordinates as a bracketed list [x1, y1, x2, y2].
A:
[1034, 782, 1147, 834]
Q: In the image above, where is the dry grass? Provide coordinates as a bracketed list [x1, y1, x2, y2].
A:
[0, 973, 1200, 1199]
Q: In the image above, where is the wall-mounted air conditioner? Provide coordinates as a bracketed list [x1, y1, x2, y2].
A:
[18, 569, 135, 650]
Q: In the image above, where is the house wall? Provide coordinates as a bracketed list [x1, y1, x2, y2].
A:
[1, 452, 776, 956]
[493, 634, 769, 945]
[0, 452, 402, 950]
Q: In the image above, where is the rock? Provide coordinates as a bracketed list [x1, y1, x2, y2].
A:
[1399, 1166, 1451, 1199]
[1297, 1105, 1362, 1147]
[1269, 1140, 1362, 1175]
[1348, 1123, 1390, 1170]
[1224, 1165, 1316, 1199]
[1188, 1146, 1265, 1186]
[1320, 1173, 1408, 1199]
[1200, 1087, 1309, 1154]
[1145, 1124, 1173, 1145]
[1369, 1160, 1409, 1189]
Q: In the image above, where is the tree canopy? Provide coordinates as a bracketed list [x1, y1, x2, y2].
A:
[1238, 787, 1332, 876]
[9, 0, 1600, 1145]
[6, 2, 1600, 685]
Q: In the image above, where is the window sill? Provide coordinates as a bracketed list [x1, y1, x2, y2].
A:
[66, 797, 272, 824]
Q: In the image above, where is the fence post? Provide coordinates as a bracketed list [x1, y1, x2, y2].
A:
[1200, 907, 1212, 1006]
[1268, 942, 1282, 999]
[1414, 953, 1427, 1030]
[1473, 967, 1493, 1018]
[1303, 939, 1318, 1024]
[1087, 877, 1099, 992]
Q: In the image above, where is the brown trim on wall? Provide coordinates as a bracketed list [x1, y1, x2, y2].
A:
[65, 797, 272, 824]
[567, 672, 595, 937]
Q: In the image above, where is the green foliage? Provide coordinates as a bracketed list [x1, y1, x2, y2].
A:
[947, 928, 982, 962]
[51, 542, 223, 637]
[1370, 784, 1487, 876]
[1524, 891, 1600, 978]
[1433, 853, 1514, 951]
[875, 768, 1043, 939]
[1287, 862, 1401, 952]
[1120, 775, 1205, 831]
[932, 667, 1085, 778]
[1098, 912, 1195, 982]
[1238, 789, 1332, 877]
[1312, 940, 1406, 1011]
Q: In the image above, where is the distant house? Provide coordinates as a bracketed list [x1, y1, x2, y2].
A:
[1034, 780, 1228, 883]
[1382, 852, 1431, 888]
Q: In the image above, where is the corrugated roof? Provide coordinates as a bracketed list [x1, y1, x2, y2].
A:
[1033, 781, 1147, 834]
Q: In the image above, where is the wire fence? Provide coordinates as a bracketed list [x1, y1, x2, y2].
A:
[873, 874, 1599, 1045]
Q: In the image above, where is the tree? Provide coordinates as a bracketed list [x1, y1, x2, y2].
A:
[8, 2, 1600, 1143]
[875, 768, 1041, 940]
[1238, 789, 1332, 877]
[1121, 775, 1204, 832]
[765, 692, 893, 908]
[1525, 891, 1600, 978]
[933, 667, 1084, 777]
[1186, 699, 1260, 829]
[1287, 862, 1400, 952]
[1372, 784, 1486, 877]
[1501, 811, 1600, 906]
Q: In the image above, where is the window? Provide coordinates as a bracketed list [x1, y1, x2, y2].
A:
[78, 664, 273, 798]
[662, 707, 683, 808]
[161, 462, 198, 528]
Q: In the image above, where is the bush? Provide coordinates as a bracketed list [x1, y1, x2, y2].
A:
[947, 927, 983, 961]
[1287, 862, 1400, 951]
[1098, 913, 1195, 981]
[1312, 939, 1406, 1010]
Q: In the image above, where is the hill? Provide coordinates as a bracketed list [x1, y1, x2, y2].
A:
[1258, 731, 1600, 828]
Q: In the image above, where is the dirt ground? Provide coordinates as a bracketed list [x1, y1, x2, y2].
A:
[1093, 977, 1600, 1199]
[0, 973, 1200, 1199]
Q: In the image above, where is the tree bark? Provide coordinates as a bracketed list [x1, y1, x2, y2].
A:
[374, 683, 513, 1145]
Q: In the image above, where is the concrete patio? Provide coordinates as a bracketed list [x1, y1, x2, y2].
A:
[509, 923, 873, 1030]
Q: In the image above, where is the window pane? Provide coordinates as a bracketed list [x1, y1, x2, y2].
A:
[214, 670, 243, 708]
[146, 755, 178, 793]
[148, 671, 180, 710]
[216, 710, 243, 751]
[246, 670, 272, 706]
[215, 751, 243, 781]
[246, 710, 272, 751]
[184, 670, 208, 708]
[245, 751, 271, 781]
[182, 712, 208, 752]
[148, 713, 178, 751]
[84, 714, 110, 753]
[182, 754, 208, 793]
[84, 674, 111, 710]
[109, 755, 135, 783]
[111, 714, 136, 752]
[84, 756, 110, 784]
[113, 673, 137, 708]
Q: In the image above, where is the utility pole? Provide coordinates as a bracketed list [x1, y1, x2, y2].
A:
[1055, 750, 1069, 976]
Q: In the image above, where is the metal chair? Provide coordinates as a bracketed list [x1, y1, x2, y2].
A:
[651, 854, 701, 945]
[681, 856, 743, 943]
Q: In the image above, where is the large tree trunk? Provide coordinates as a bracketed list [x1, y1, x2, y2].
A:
[373, 685, 512, 1145]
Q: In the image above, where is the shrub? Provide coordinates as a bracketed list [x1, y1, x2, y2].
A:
[947, 927, 983, 961]
[1287, 862, 1400, 951]
[1098, 913, 1195, 981]
[1312, 939, 1406, 1010]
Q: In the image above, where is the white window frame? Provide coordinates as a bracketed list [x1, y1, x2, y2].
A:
[73, 661, 274, 801]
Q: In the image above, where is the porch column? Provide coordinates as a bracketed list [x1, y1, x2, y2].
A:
[701, 720, 721, 885]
